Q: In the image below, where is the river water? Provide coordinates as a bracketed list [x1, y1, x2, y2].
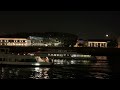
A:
[0, 56, 119, 79]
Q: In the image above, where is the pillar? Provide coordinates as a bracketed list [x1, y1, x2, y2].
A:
[105, 43, 107, 47]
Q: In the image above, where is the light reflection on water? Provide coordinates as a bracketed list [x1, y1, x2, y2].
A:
[0, 56, 113, 79]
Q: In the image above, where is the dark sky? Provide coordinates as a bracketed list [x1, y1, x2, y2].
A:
[0, 11, 120, 39]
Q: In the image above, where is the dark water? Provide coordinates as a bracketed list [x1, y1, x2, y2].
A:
[0, 56, 120, 79]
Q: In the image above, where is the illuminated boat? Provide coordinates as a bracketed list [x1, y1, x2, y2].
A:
[0, 53, 52, 66]
[35, 51, 96, 60]
[0, 48, 96, 66]
[34, 51, 97, 66]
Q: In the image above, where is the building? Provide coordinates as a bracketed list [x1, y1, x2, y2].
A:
[0, 38, 31, 46]
[86, 40, 108, 48]
[28, 36, 62, 47]
[0, 32, 78, 47]
[74, 39, 114, 48]
[74, 39, 84, 47]
[0, 37, 62, 47]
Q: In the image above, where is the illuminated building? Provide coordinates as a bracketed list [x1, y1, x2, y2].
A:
[87, 41, 107, 47]
[0, 36, 69, 47]
[0, 38, 31, 46]
[28, 36, 62, 47]
[0, 37, 62, 47]
[0, 32, 78, 47]
[74, 39, 114, 48]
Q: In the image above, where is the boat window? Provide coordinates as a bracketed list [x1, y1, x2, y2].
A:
[0, 58, 2, 61]
[21, 59, 24, 62]
[26, 59, 36, 62]
[9, 59, 11, 61]
[3, 58, 5, 61]
[8, 40, 14, 42]
[0, 49, 5, 52]
[15, 59, 17, 62]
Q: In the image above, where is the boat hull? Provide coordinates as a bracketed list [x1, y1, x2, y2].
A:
[0, 61, 52, 66]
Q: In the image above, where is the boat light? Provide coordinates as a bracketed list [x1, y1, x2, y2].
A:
[34, 63, 40, 66]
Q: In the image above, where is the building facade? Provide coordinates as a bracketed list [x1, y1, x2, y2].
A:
[0, 32, 78, 47]
[87, 41, 107, 47]
[75, 39, 109, 48]
[0, 37, 62, 47]
[0, 38, 31, 46]
[28, 36, 62, 47]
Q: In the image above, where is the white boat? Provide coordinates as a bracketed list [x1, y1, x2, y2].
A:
[34, 51, 96, 66]
[0, 48, 96, 66]
[0, 53, 52, 66]
[35, 51, 96, 60]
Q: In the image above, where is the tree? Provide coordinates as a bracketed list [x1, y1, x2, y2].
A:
[107, 40, 118, 48]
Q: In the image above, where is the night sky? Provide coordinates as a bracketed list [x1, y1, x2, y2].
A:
[0, 11, 120, 39]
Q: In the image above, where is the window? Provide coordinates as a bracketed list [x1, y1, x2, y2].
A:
[92, 43, 94, 47]
[15, 59, 17, 62]
[0, 58, 2, 61]
[89, 43, 92, 47]
[95, 43, 98, 47]
[3, 58, 5, 61]
[98, 43, 100, 47]
[0, 49, 5, 52]
[9, 40, 14, 42]
[101, 43, 104, 46]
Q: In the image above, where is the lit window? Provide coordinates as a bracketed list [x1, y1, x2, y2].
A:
[51, 54, 53, 56]
[64, 54, 66, 56]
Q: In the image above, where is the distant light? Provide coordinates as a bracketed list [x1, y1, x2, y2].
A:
[106, 34, 109, 37]
[45, 44, 48, 46]
[71, 60, 75, 64]
[35, 67, 42, 72]
[34, 63, 40, 66]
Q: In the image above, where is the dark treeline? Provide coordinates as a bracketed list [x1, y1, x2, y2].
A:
[0, 32, 78, 38]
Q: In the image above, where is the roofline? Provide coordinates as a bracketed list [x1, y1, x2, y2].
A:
[0, 38, 28, 40]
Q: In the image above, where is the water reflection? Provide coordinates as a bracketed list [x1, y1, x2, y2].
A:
[30, 67, 50, 79]
[0, 66, 50, 79]
[0, 56, 113, 79]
